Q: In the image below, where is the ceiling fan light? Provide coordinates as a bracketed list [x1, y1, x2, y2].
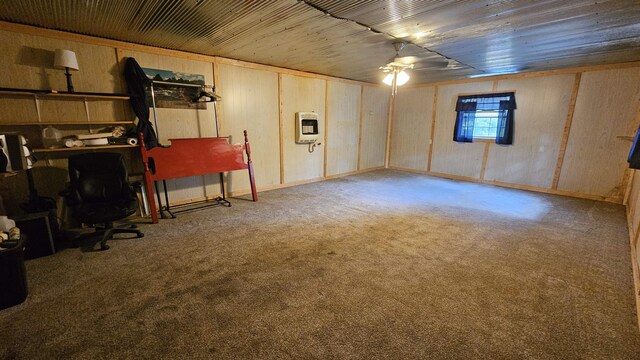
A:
[396, 70, 410, 86]
[383, 73, 394, 86]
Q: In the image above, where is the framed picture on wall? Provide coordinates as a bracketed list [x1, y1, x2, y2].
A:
[142, 68, 206, 110]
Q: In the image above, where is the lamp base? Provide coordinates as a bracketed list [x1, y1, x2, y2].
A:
[64, 67, 74, 93]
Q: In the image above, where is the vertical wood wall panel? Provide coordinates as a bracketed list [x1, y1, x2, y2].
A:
[360, 86, 389, 169]
[0, 30, 135, 211]
[630, 173, 640, 236]
[389, 86, 434, 171]
[325, 81, 361, 176]
[0, 30, 121, 92]
[280, 74, 326, 183]
[558, 68, 640, 200]
[217, 63, 280, 193]
[121, 49, 219, 202]
[430, 81, 493, 178]
[0, 29, 126, 124]
[484, 74, 575, 188]
[625, 171, 640, 328]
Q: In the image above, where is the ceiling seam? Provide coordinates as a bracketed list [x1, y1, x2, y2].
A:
[298, 0, 480, 72]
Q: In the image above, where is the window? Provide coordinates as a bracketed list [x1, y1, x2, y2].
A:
[453, 92, 516, 144]
[472, 110, 500, 138]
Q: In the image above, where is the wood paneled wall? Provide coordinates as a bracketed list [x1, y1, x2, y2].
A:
[216, 63, 280, 193]
[557, 68, 640, 199]
[430, 82, 492, 178]
[485, 75, 575, 188]
[0, 26, 389, 213]
[359, 86, 389, 170]
[120, 50, 220, 203]
[280, 74, 326, 184]
[0, 30, 126, 127]
[624, 172, 640, 328]
[325, 81, 362, 177]
[389, 86, 434, 171]
[390, 67, 640, 203]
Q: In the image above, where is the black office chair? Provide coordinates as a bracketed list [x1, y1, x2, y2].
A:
[63, 152, 143, 251]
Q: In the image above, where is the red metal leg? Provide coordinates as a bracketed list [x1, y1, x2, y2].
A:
[244, 130, 258, 202]
[248, 162, 258, 202]
[144, 168, 159, 224]
[140, 132, 159, 224]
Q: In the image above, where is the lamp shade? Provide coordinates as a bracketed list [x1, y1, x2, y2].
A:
[382, 71, 410, 87]
[382, 73, 394, 86]
[396, 71, 410, 86]
[53, 49, 79, 70]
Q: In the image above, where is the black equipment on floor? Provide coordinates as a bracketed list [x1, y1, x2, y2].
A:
[0, 237, 28, 310]
[62, 152, 143, 251]
[12, 211, 58, 259]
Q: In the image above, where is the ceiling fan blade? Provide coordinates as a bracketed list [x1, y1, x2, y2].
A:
[392, 56, 418, 65]
[414, 60, 450, 69]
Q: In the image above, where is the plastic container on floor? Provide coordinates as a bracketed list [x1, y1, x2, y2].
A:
[0, 237, 28, 310]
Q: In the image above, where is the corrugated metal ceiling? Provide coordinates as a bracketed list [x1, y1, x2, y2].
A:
[0, 0, 638, 84]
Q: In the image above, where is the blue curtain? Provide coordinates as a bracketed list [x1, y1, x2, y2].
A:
[628, 127, 640, 169]
[496, 100, 514, 145]
[453, 102, 476, 143]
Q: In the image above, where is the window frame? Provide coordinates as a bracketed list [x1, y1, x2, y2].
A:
[452, 90, 517, 145]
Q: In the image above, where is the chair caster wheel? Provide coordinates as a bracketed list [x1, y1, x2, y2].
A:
[129, 224, 138, 229]
[100, 244, 110, 251]
[137, 233, 144, 238]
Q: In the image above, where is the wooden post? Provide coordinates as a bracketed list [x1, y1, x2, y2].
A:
[552, 72, 582, 189]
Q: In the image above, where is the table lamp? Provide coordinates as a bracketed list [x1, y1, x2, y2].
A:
[53, 49, 79, 92]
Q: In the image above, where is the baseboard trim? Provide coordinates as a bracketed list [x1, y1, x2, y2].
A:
[325, 166, 385, 180]
[388, 166, 622, 204]
[163, 167, 386, 206]
[227, 177, 325, 198]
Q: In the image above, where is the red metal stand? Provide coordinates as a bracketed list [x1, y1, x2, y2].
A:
[140, 131, 258, 224]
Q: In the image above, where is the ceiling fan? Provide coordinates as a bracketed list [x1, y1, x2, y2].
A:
[380, 42, 452, 95]
[379, 42, 414, 96]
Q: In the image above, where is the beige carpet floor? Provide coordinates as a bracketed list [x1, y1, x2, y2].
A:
[1, 169, 639, 359]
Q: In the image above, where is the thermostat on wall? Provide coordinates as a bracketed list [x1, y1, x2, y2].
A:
[295, 112, 319, 144]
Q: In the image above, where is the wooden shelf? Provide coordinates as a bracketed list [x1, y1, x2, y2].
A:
[0, 88, 130, 100]
[0, 121, 134, 126]
[33, 145, 139, 153]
